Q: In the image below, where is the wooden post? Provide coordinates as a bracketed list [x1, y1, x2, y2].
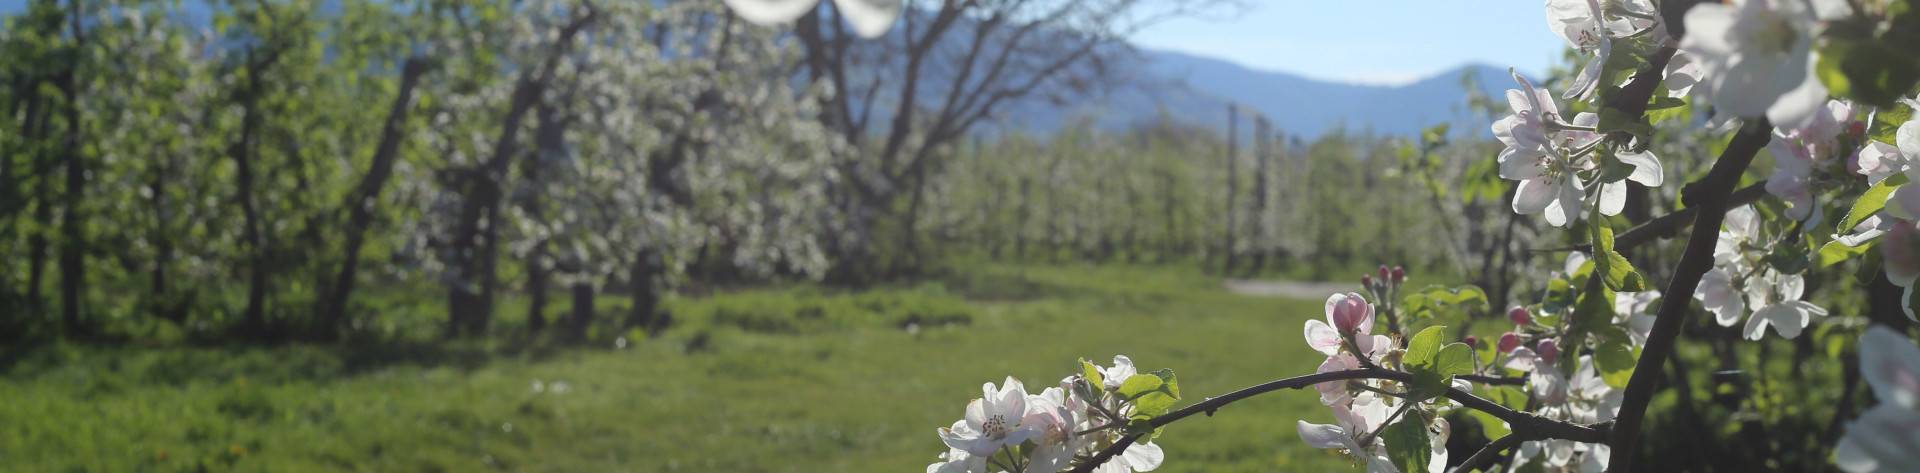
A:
[1222, 104, 1239, 274]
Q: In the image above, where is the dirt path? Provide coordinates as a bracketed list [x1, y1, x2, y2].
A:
[1222, 279, 1354, 300]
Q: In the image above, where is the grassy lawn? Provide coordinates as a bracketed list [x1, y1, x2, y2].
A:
[0, 264, 1362, 472]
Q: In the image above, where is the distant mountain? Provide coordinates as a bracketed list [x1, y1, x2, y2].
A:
[992, 49, 1527, 138]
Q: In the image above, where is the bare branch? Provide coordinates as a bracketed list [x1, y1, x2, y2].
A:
[1605, 118, 1772, 472]
[1456, 434, 1523, 473]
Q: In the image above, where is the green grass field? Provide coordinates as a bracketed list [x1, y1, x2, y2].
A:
[0, 264, 1368, 472]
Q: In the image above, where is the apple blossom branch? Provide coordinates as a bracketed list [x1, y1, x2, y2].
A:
[1529, 181, 1770, 255]
[1063, 368, 1609, 473]
[1605, 117, 1772, 472]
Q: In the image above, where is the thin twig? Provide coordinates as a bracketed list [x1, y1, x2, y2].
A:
[1456, 434, 1523, 473]
[1605, 118, 1772, 472]
[1063, 368, 1609, 473]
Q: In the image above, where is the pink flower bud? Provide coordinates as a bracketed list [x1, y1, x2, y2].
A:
[1462, 335, 1478, 347]
[1538, 338, 1560, 365]
[1497, 332, 1521, 354]
[1508, 306, 1532, 326]
[1850, 120, 1867, 137]
[1390, 266, 1406, 283]
[1378, 265, 1391, 282]
[1362, 274, 1373, 288]
[1326, 292, 1376, 335]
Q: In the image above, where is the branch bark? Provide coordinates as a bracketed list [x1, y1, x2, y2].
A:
[1605, 118, 1771, 472]
[1456, 433, 1523, 473]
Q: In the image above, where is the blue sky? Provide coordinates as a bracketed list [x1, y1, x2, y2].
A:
[1134, 1, 1569, 85]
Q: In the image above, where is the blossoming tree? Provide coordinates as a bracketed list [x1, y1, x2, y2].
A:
[716, 0, 1920, 471]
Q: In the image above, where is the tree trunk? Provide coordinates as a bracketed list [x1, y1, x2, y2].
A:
[623, 251, 661, 332]
[527, 259, 548, 333]
[444, 9, 595, 338]
[57, 9, 87, 336]
[566, 281, 593, 342]
[316, 57, 429, 338]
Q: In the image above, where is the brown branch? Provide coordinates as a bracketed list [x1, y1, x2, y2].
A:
[1064, 368, 1609, 473]
[1532, 182, 1770, 254]
[1605, 118, 1772, 472]
[1456, 434, 1523, 473]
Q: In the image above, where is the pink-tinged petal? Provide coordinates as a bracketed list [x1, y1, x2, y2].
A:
[829, 0, 902, 38]
[1361, 335, 1393, 359]
[1858, 142, 1904, 185]
[1324, 293, 1345, 329]
[965, 398, 987, 427]
[1506, 347, 1539, 372]
[1315, 355, 1354, 406]
[1305, 320, 1342, 356]
[1860, 326, 1920, 410]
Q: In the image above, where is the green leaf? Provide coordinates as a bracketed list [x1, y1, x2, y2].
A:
[1870, 103, 1915, 145]
[1117, 370, 1180, 418]
[1404, 326, 1446, 367]
[1405, 326, 1471, 401]
[1593, 339, 1638, 388]
[1589, 210, 1647, 292]
[1645, 96, 1687, 111]
[1433, 343, 1474, 378]
[1839, 173, 1908, 234]
[1818, 240, 1876, 268]
[1081, 358, 1104, 390]
[1382, 413, 1433, 473]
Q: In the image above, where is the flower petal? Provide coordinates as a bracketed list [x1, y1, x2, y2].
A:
[723, 0, 822, 26]
[1599, 181, 1626, 216]
[1860, 325, 1920, 410]
[1305, 320, 1342, 356]
[830, 0, 902, 38]
[1119, 441, 1165, 471]
[1617, 149, 1665, 186]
